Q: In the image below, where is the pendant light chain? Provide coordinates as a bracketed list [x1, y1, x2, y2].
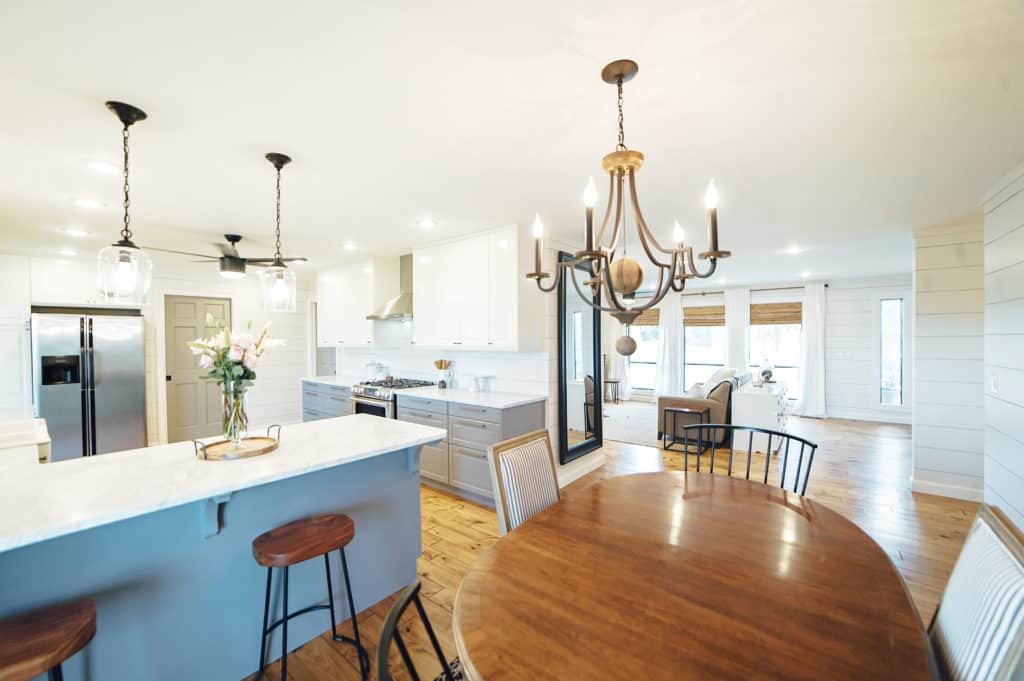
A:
[274, 166, 283, 260]
[616, 77, 626, 151]
[121, 124, 132, 241]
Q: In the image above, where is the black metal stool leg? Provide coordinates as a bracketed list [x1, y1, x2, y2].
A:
[340, 547, 370, 679]
[257, 567, 272, 678]
[48, 665, 63, 681]
[281, 566, 289, 681]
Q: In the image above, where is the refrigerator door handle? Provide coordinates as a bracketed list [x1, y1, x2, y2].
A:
[87, 318, 97, 456]
[80, 318, 90, 457]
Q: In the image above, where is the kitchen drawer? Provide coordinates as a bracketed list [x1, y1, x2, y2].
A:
[419, 440, 449, 484]
[449, 444, 493, 498]
[322, 392, 353, 416]
[449, 416, 501, 449]
[398, 407, 448, 431]
[449, 402, 500, 424]
[325, 384, 351, 399]
[397, 394, 448, 416]
[302, 408, 327, 422]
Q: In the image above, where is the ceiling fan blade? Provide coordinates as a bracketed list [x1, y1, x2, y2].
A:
[144, 245, 219, 259]
[190, 259, 220, 264]
[281, 256, 309, 263]
[243, 257, 278, 264]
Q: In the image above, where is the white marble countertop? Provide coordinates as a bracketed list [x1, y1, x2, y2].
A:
[0, 415, 445, 554]
[301, 374, 363, 387]
[0, 418, 50, 449]
[396, 386, 547, 409]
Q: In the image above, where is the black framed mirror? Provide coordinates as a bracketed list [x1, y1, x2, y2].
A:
[557, 250, 602, 464]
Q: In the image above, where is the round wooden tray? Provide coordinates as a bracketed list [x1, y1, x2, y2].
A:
[196, 436, 279, 461]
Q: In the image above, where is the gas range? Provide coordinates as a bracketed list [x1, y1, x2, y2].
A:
[351, 378, 434, 401]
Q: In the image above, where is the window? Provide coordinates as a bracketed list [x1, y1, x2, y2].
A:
[683, 304, 726, 387]
[572, 310, 585, 380]
[627, 325, 661, 390]
[880, 298, 903, 406]
[749, 324, 802, 400]
[684, 326, 727, 386]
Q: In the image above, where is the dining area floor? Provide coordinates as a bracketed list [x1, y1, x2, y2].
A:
[248, 416, 978, 680]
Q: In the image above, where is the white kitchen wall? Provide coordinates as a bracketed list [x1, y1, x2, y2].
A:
[910, 221, 985, 501]
[825, 275, 914, 423]
[982, 161, 1024, 529]
[9, 251, 312, 444]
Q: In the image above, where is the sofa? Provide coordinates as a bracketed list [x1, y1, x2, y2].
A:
[657, 370, 752, 445]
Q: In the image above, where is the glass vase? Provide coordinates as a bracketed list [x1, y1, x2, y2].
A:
[223, 381, 249, 448]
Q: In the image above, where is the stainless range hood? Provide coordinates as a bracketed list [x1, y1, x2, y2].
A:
[367, 254, 413, 320]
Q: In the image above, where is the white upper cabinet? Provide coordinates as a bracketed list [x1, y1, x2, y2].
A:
[412, 224, 542, 352]
[487, 226, 517, 349]
[315, 258, 398, 347]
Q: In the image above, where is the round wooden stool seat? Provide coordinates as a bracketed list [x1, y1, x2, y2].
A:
[252, 513, 355, 568]
[0, 599, 96, 681]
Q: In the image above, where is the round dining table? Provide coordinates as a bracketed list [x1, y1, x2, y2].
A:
[452, 472, 934, 681]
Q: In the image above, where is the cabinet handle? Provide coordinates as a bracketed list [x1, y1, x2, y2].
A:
[458, 420, 487, 429]
[452, 341, 462, 345]
[303, 392, 318, 398]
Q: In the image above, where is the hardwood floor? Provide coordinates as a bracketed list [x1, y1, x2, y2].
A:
[246, 417, 978, 680]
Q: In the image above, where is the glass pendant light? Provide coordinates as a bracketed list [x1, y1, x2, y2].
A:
[259, 153, 297, 313]
[97, 101, 153, 305]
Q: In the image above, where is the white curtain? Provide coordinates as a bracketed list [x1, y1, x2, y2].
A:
[795, 282, 827, 417]
[655, 291, 684, 397]
[602, 313, 632, 401]
[724, 288, 750, 371]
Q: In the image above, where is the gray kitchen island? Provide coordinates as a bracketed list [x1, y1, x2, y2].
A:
[0, 414, 444, 680]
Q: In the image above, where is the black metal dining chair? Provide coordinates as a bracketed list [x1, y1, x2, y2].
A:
[680, 424, 819, 495]
[377, 581, 461, 681]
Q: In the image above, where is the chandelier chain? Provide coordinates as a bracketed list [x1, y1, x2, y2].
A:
[616, 78, 626, 151]
[121, 125, 132, 241]
[274, 167, 283, 260]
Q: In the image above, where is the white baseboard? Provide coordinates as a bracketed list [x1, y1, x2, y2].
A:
[826, 407, 912, 425]
[911, 478, 984, 502]
[556, 450, 605, 488]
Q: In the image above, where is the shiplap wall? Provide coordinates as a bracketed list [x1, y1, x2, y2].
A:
[825, 275, 913, 423]
[911, 221, 985, 501]
[983, 162, 1024, 529]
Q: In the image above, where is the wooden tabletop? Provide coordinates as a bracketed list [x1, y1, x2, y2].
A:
[452, 472, 933, 681]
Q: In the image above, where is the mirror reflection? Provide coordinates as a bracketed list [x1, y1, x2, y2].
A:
[558, 251, 602, 463]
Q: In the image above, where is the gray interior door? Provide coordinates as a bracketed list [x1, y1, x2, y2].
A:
[164, 295, 230, 443]
[90, 315, 147, 454]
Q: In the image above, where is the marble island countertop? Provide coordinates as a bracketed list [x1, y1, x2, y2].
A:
[0, 414, 445, 554]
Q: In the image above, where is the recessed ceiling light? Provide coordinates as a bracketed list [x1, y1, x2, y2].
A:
[86, 160, 118, 175]
[362, 266, 373, 274]
[59, 247, 77, 257]
[342, 241, 358, 251]
[417, 218, 436, 230]
[73, 197, 104, 210]
[60, 227, 91, 238]
[800, 271, 811, 279]
[783, 245, 804, 255]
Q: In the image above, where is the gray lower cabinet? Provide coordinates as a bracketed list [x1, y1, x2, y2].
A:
[396, 394, 546, 502]
[302, 381, 352, 421]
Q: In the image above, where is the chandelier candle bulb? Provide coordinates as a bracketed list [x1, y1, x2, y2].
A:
[531, 214, 544, 274]
[673, 220, 686, 246]
[583, 177, 598, 251]
[705, 179, 720, 253]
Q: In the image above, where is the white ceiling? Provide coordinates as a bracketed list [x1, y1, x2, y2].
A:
[1, 0, 1022, 288]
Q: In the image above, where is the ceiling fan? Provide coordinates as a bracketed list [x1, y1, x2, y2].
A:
[147, 233, 308, 280]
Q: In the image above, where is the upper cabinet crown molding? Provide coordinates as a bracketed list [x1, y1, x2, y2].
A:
[413, 224, 543, 352]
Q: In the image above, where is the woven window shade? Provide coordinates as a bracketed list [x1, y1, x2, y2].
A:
[750, 302, 802, 325]
[631, 307, 661, 327]
[682, 305, 725, 327]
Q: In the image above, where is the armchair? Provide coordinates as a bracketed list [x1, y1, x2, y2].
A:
[657, 380, 736, 446]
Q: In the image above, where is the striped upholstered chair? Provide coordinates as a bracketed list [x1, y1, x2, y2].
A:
[486, 429, 560, 536]
[929, 504, 1024, 680]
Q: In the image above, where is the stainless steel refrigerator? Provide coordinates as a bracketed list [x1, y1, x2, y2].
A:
[31, 311, 147, 461]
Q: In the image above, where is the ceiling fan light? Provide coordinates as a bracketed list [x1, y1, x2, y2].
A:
[219, 257, 247, 279]
[259, 265, 296, 312]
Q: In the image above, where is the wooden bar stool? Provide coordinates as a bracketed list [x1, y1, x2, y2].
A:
[0, 599, 96, 681]
[252, 513, 369, 680]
